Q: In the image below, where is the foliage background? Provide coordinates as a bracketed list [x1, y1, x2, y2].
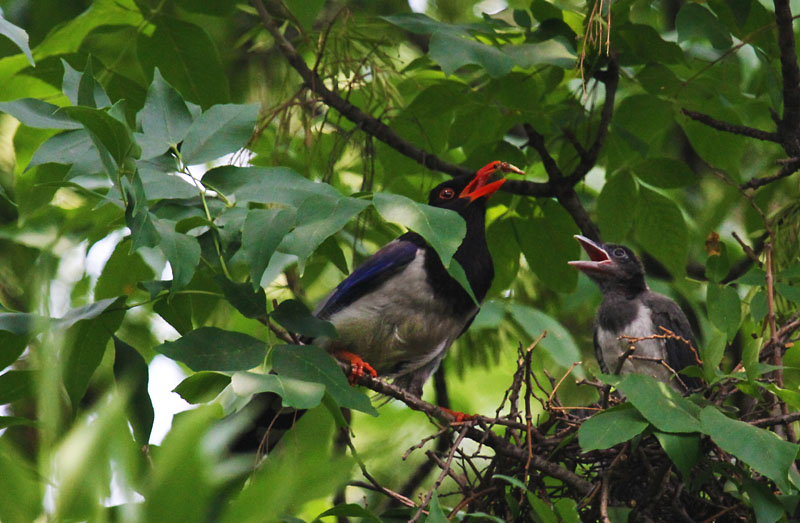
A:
[0, 0, 799, 521]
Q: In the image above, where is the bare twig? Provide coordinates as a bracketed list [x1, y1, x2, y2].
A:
[681, 109, 780, 143]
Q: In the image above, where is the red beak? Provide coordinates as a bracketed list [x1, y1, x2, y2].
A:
[460, 161, 524, 202]
[568, 235, 613, 272]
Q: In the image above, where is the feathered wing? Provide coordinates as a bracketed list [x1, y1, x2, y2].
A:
[642, 292, 702, 390]
[314, 236, 421, 320]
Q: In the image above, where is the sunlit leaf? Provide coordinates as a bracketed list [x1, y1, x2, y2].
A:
[373, 192, 465, 269]
[180, 103, 259, 165]
[231, 371, 325, 409]
[0, 14, 34, 66]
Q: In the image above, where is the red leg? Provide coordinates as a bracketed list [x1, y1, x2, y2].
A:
[335, 350, 377, 385]
[440, 406, 475, 423]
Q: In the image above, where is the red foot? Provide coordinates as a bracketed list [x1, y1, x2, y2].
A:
[335, 350, 377, 385]
[440, 407, 475, 423]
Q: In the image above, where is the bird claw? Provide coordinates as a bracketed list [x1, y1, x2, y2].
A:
[335, 350, 377, 385]
[440, 406, 475, 423]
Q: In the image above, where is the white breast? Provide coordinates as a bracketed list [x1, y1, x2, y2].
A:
[320, 250, 475, 377]
[596, 304, 675, 386]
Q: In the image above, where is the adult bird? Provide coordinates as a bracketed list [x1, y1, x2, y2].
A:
[232, 160, 523, 453]
[568, 235, 701, 393]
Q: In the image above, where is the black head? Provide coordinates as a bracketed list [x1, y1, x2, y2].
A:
[568, 235, 647, 296]
[428, 161, 523, 214]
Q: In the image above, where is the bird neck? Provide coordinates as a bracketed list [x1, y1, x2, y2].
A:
[593, 271, 647, 300]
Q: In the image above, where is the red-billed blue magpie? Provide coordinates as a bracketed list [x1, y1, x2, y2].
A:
[232, 161, 522, 453]
[569, 235, 701, 393]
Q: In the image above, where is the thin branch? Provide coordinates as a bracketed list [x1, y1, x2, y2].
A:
[353, 372, 595, 496]
[740, 158, 800, 190]
[681, 109, 780, 143]
[251, 0, 473, 178]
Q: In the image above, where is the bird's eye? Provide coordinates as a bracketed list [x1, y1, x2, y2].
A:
[613, 248, 627, 258]
[439, 187, 455, 200]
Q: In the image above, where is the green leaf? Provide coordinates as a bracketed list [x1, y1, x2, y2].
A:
[0, 98, 80, 129]
[508, 304, 583, 375]
[700, 406, 799, 493]
[0, 370, 34, 404]
[76, 59, 111, 108]
[503, 39, 577, 69]
[742, 479, 786, 523]
[635, 186, 688, 277]
[486, 215, 520, 295]
[702, 329, 727, 383]
[27, 129, 103, 174]
[154, 327, 266, 371]
[633, 158, 697, 188]
[112, 336, 154, 445]
[179, 103, 259, 165]
[272, 344, 378, 416]
[382, 13, 467, 36]
[0, 439, 42, 523]
[654, 431, 701, 480]
[271, 300, 337, 339]
[143, 406, 218, 522]
[153, 294, 193, 334]
[215, 276, 267, 319]
[0, 416, 35, 429]
[578, 403, 649, 451]
[597, 171, 637, 242]
[285, 0, 325, 30]
[137, 18, 229, 109]
[429, 32, 514, 77]
[242, 207, 296, 288]
[221, 407, 352, 522]
[231, 371, 325, 410]
[705, 243, 731, 283]
[153, 220, 201, 292]
[676, 3, 732, 50]
[173, 372, 231, 404]
[316, 504, 382, 523]
[707, 283, 741, 342]
[60, 105, 136, 169]
[516, 199, 580, 293]
[95, 238, 155, 299]
[0, 312, 39, 336]
[373, 192, 465, 268]
[776, 282, 800, 304]
[279, 191, 370, 267]
[750, 289, 768, 322]
[426, 491, 449, 523]
[0, 14, 34, 66]
[62, 297, 126, 408]
[616, 374, 702, 433]
[139, 68, 193, 157]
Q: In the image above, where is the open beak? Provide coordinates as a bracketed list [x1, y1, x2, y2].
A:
[568, 235, 613, 272]
[460, 161, 524, 202]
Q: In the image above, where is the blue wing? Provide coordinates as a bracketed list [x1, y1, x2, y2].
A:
[315, 236, 422, 320]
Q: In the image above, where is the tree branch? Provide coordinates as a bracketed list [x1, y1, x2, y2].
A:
[251, 0, 473, 178]
[681, 109, 780, 143]
[740, 158, 800, 190]
[353, 372, 595, 496]
[773, 0, 800, 153]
